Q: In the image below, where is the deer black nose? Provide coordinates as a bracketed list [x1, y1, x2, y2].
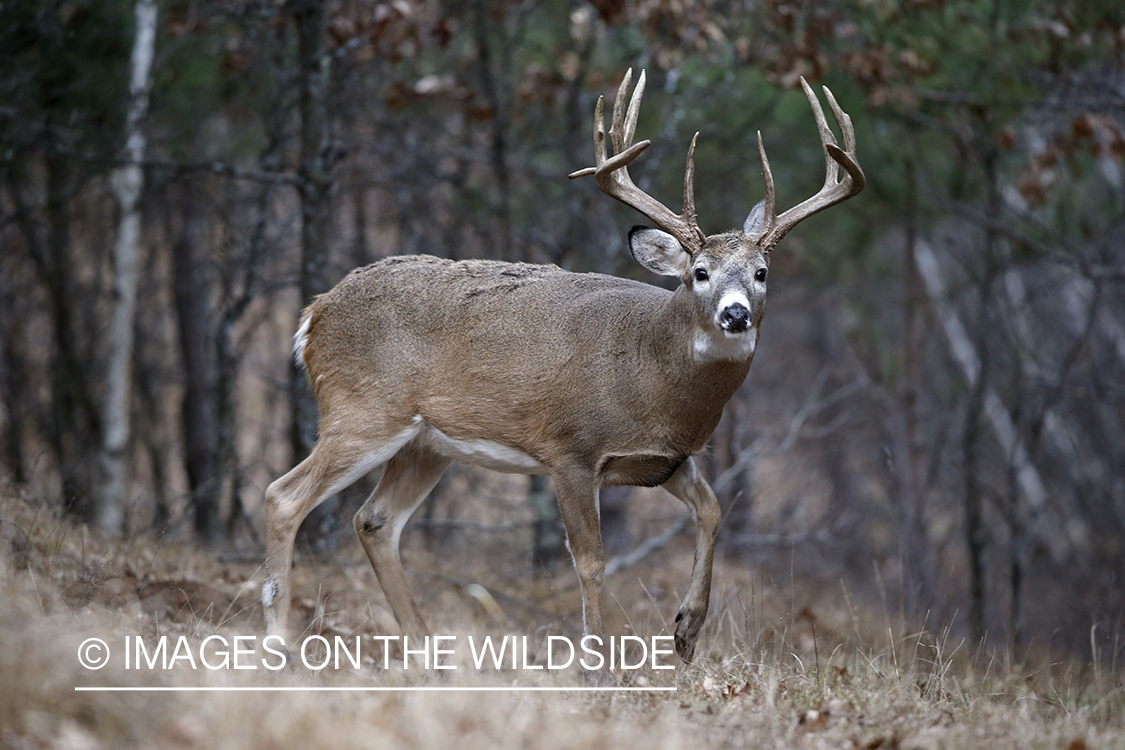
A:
[720, 303, 750, 332]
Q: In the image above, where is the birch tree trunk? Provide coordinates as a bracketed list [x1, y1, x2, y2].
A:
[97, 0, 157, 532]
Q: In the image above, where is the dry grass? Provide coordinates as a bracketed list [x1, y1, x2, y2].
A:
[1, 484, 1122, 750]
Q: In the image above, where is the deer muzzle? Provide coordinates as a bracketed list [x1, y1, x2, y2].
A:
[719, 302, 751, 333]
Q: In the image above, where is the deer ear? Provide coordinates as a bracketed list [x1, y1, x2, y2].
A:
[629, 226, 692, 278]
[742, 199, 767, 239]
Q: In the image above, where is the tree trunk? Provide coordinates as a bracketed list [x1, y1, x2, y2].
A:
[44, 160, 101, 520]
[290, 0, 333, 459]
[97, 0, 157, 532]
[715, 405, 753, 553]
[133, 239, 173, 533]
[473, 0, 513, 261]
[898, 158, 934, 619]
[171, 179, 223, 545]
[963, 364, 988, 647]
[290, 0, 338, 550]
[0, 257, 27, 483]
[6, 156, 99, 516]
[530, 475, 565, 569]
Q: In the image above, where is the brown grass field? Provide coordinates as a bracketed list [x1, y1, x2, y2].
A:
[1, 482, 1122, 750]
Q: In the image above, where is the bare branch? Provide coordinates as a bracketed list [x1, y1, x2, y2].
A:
[605, 516, 690, 577]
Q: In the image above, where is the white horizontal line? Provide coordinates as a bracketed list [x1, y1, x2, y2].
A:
[75, 686, 676, 693]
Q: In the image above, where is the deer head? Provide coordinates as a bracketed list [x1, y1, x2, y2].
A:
[570, 69, 865, 360]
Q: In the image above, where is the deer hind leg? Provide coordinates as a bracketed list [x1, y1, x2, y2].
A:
[263, 421, 421, 644]
[661, 457, 721, 662]
[354, 438, 451, 642]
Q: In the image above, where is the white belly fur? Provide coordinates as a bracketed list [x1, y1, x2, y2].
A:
[414, 418, 546, 474]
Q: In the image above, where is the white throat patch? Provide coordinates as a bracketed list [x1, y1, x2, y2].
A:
[693, 326, 758, 362]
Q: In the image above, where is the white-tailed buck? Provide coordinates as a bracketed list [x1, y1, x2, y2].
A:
[263, 69, 863, 664]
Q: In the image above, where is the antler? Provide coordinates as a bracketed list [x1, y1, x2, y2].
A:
[752, 77, 865, 250]
[569, 69, 704, 255]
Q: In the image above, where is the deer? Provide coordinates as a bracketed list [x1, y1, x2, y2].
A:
[262, 69, 863, 668]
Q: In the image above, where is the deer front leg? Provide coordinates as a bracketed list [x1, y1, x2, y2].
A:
[661, 457, 721, 662]
[552, 466, 608, 672]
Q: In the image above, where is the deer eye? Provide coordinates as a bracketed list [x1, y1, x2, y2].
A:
[693, 267, 709, 282]
[755, 268, 767, 282]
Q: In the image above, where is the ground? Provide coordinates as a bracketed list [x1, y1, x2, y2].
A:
[0, 485, 1121, 750]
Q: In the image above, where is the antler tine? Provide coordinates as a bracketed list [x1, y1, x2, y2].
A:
[755, 130, 777, 244]
[800, 77, 841, 191]
[612, 68, 643, 155]
[753, 77, 866, 250]
[822, 84, 857, 157]
[683, 132, 699, 229]
[593, 95, 607, 167]
[569, 68, 704, 254]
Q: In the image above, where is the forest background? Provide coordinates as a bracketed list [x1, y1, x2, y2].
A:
[1, 0, 1124, 675]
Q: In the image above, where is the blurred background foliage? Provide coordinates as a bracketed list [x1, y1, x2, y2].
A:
[1, 0, 1123, 664]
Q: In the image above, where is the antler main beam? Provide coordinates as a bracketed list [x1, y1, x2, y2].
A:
[569, 69, 704, 255]
[753, 78, 865, 250]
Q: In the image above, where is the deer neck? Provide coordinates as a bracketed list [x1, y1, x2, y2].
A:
[640, 285, 756, 438]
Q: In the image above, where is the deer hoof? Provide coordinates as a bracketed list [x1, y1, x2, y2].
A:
[674, 607, 705, 662]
